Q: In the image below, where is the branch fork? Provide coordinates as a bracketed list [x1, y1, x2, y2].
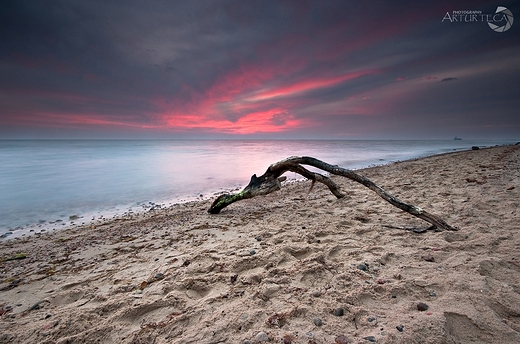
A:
[208, 156, 457, 232]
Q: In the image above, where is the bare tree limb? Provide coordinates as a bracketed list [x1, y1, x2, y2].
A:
[208, 156, 457, 232]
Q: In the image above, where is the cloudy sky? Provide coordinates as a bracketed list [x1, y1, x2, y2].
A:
[1, 0, 519, 139]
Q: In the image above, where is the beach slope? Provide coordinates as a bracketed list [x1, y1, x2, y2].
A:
[1, 144, 519, 343]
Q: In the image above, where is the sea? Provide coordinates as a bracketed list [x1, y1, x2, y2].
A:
[0, 139, 515, 239]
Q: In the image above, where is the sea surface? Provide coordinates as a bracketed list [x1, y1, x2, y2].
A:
[0, 139, 514, 239]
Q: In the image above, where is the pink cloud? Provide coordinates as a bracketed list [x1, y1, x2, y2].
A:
[162, 108, 313, 134]
[248, 69, 377, 101]
[147, 59, 379, 134]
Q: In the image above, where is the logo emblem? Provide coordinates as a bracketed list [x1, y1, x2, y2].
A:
[488, 6, 514, 32]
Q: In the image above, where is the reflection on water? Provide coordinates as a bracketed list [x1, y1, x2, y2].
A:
[0, 139, 513, 235]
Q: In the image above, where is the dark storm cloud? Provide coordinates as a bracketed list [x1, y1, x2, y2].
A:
[0, 0, 519, 138]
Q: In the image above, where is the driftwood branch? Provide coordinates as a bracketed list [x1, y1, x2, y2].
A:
[208, 156, 457, 232]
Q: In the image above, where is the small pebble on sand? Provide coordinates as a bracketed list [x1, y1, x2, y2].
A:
[357, 263, 368, 271]
[311, 290, 321, 297]
[254, 331, 269, 342]
[417, 302, 429, 311]
[422, 255, 435, 262]
[335, 335, 350, 344]
[333, 308, 344, 316]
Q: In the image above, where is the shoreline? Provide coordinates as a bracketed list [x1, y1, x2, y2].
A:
[1, 142, 514, 241]
[1, 144, 519, 343]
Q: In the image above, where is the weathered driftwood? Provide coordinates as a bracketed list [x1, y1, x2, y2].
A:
[208, 156, 457, 232]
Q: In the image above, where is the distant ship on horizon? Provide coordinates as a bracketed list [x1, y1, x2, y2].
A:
[454, 136, 462, 140]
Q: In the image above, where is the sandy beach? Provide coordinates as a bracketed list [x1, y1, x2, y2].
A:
[1, 144, 519, 344]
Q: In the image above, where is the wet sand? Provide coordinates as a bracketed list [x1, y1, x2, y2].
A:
[1, 144, 519, 343]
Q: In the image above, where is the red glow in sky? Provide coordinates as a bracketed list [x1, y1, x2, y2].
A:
[248, 70, 377, 101]
[151, 66, 378, 135]
[164, 109, 309, 134]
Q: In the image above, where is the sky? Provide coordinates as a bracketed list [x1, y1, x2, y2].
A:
[1, 0, 519, 139]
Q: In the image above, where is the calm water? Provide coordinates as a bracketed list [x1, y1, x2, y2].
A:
[0, 139, 514, 238]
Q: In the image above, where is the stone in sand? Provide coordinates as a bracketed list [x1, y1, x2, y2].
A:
[335, 335, 351, 344]
[357, 263, 368, 271]
[417, 302, 429, 311]
[255, 331, 269, 342]
[334, 308, 344, 316]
